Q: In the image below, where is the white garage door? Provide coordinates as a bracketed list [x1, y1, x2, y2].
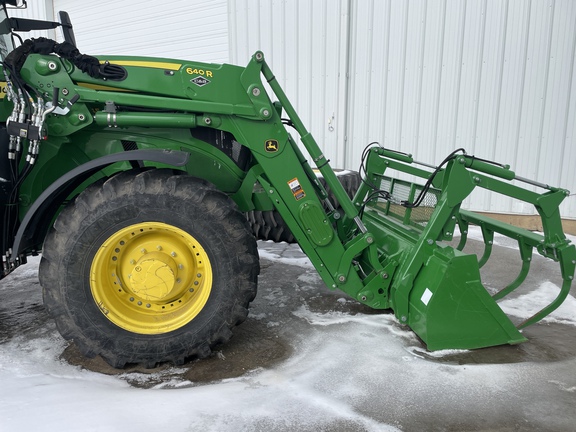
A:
[52, 0, 229, 63]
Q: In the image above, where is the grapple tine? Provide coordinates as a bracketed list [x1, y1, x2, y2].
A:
[492, 241, 533, 301]
[456, 217, 469, 251]
[478, 225, 495, 268]
[518, 278, 573, 329]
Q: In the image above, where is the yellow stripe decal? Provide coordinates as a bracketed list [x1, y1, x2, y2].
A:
[77, 82, 136, 92]
[100, 60, 182, 70]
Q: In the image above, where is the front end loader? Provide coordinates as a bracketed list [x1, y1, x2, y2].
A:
[0, 1, 574, 367]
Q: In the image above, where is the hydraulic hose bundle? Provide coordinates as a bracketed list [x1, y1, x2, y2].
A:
[1, 37, 127, 273]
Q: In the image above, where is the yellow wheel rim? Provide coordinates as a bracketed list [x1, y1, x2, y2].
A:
[90, 222, 212, 334]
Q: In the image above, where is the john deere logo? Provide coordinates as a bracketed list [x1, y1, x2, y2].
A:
[190, 76, 210, 87]
[265, 139, 279, 152]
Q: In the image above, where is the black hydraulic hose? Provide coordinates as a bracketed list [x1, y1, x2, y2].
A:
[4, 37, 127, 81]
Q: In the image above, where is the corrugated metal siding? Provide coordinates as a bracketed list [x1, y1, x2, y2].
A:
[230, 0, 576, 218]
[53, 0, 229, 63]
[10, 0, 576, 217]
[229, 0, 350, 168]
[7, 1, 229, 62]
[8, 0, 55, 39]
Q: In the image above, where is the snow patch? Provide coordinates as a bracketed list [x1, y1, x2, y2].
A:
[257, 246, 313, 269]
[498, 281, 576, 326]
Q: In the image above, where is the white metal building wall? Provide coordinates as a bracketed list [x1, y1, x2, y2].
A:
[9, 1, 228, 62]
[52, 0, 229, 63]
[230, 0, 576, 219]
[10, 0, 576, 218]
[229, 0, 351, 168]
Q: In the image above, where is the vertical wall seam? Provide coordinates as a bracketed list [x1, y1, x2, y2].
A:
[512, 0, 532, 178]
[535, 0, 556, 180]
[295, 0, 299, 100]
[491, 0, 509, 161]
[342, 0, 352, 167]
[451, 0, 467, 150]
[364, 0, 375, 145]
[381, 0, 392, 144]
[398, 0, 409, 150]
[321, 0, 328, 156]
[486, 0, 509, 211]
[415, 0, 428, 153]
[343, 0, 354, 165]
[471, 0, 488, 154]
[308, 0, 313, 128]
[431, 0, 447, 159]
[558, 0, 575, 184]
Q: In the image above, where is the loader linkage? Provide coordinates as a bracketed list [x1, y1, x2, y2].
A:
[255, 50, 575, 350]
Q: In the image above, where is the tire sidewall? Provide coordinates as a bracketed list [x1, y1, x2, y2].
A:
[58, 187, 242, 353]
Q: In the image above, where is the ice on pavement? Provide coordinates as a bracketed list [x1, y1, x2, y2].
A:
[1, 234, 576, 431]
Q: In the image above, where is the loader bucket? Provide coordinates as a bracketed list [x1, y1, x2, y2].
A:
[354, 145, 575, 351]
[407, 248, 526, 350]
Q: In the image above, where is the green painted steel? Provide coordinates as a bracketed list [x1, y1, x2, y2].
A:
[1, 30, 574, 353]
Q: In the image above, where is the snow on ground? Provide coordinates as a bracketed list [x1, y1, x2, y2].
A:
[1, 236, 576, 431]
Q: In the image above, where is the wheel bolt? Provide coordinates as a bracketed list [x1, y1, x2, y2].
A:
[178, 264, 184, 270]
[171, 252, 177, 257]
[176, 278, 181, 284]
[140, 248, 147, 254]
[129, 297, 134, 302]
[157, 245, 162, 251]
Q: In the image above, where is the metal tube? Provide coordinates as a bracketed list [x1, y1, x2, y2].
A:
[514, 175, 552, 190]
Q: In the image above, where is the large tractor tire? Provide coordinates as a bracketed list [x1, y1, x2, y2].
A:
[246, 170, 361, 243]
[39, 169, 259, 368]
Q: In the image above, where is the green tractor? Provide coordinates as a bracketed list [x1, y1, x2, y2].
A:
[0, 1, 574, 368]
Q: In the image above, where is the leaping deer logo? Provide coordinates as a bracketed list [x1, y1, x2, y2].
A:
[265, 139, 279, 152]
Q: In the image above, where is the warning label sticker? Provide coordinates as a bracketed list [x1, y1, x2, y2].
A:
[288, 178, 306, 200]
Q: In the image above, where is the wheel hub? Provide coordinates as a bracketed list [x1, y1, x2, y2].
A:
[130, 252, 178, 300]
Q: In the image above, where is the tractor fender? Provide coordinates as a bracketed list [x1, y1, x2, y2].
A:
[11, 149, 189, 261]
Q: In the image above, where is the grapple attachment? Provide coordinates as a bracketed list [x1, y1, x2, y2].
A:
[355, 146, 575, 350]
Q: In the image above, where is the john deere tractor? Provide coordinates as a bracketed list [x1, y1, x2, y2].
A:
[0, 1, 574, 368]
